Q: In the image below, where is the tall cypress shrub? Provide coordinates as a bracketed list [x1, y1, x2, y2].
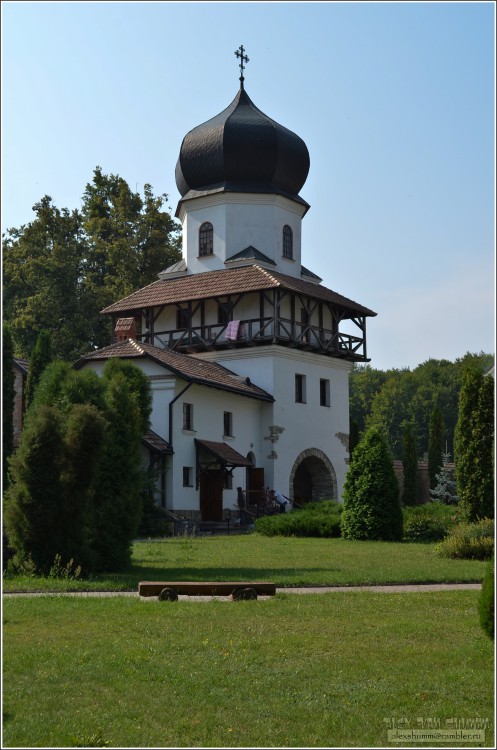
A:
[4, 405, 66, 573]
[2, 323, 15, 488]
[428, 404, 445, 489]
[25, 330, 53, 408]
[89, 367, 149, 572]
[341, 427, 403, 541]
[455, 370, 494, 520]
[401, 422, 418, 506]
[62, 404, 106, 569]
[473, 375, 494, 520]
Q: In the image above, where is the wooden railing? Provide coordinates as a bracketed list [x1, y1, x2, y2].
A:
[140, 317, 366, 358]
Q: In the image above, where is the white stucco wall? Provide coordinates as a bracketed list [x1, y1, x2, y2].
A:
[167, 382, 265, 514]
[178, 193, 306, 277]
[195, 346, 352, 500]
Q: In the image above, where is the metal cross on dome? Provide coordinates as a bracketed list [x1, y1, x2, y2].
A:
[234, 45, 249, 87]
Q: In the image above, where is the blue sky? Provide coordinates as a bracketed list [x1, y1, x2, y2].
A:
[2, 1, 495, 371]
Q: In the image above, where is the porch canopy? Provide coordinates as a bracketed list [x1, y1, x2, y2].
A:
[195, 439, 253, 468]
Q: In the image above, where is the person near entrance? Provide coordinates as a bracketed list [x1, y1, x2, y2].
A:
[269, 489, 289, 513]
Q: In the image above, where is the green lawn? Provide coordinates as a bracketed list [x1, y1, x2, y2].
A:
[2, 591, 493, 748]
[2, 534, 488, 593]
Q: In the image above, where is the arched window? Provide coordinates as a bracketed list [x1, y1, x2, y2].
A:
[283, 225, 293, 259]
[199, 222, 214, 256]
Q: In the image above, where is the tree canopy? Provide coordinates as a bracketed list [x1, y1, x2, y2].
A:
[350, 353, 494, 460]
[2, 168, 181, 361]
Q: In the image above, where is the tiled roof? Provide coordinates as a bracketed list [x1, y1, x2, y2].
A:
[101, 265, 376, 317]
[143, 430, 173, 455]
[195, 439, 254, 467]
[225, 246, 276, 265]
[75, 339, 274, 402]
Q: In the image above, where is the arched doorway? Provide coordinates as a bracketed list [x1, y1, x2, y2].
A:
[290, 448, 337, 504]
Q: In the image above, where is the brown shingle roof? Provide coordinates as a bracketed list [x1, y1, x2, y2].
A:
[195, 439, 254, 467]
[143, 430, 173, 454]
[101, 265, 376, 318]
[75, 339, 274, 402]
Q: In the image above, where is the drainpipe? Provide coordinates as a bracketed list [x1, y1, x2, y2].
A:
[168, 381, 193, 448]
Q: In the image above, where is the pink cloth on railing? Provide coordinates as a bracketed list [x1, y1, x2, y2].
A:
[225, 320, 240, 340]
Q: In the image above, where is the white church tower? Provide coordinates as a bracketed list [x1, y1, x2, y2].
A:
[87, 47, 377, 521]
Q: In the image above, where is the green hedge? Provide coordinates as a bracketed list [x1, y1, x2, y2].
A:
[403, 502, 464, 542]
[255, 500, 342, 538]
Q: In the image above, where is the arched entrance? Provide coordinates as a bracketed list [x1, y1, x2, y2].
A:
[290, 448, 337, 504]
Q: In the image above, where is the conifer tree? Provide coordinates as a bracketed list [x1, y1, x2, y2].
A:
[428, 403, 445, 489]
[455, 370, 494, 520]
[341, 427, 403, 540]
[429, 450, 458, 504]
[2, 323, 15, 487]
[62, 404, 106, 569]
[401, 422, 418, 506]
[4, 402, 105, 574]
[4, 406, 66, 573]
[88, 370, 147, 571]
[25, 330, 53, 408]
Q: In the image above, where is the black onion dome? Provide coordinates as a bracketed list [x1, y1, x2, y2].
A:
[175, 87, 310, 201]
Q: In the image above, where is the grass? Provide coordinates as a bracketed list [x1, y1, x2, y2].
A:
[2, 534, 488, 593]
[2, 591, 494, 748]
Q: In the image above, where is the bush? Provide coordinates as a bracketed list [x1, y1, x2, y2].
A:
[341, 427, 403, 541]
[137, 499, 174, 537]
[255, 500, 342, 538]
[435, 519, 494, 560]
[478, 556, 494, 640]
[403, 503, 464, 542]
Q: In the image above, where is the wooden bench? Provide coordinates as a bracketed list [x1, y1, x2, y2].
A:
[138, 581, 276, 599]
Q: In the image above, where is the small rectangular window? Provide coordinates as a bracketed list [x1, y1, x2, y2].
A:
[177, 307, 190, 329]
[183, 403, 193, 431]
[320, 379, 330, 407]
[295, 374, 306, 403]
[183, 467, 193, 487]
[223, 411, 233, 437]
[223, 472, 233, 490]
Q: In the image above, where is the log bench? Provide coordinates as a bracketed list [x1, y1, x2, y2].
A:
[138, 581, 276, 600]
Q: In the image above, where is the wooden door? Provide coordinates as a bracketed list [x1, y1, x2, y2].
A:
[199, 470, 223, 521]
[247, 467, 265, 507]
